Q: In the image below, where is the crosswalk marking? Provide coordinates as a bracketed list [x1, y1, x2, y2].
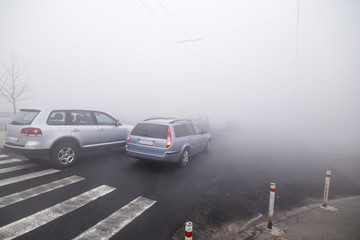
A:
[0, 158, 23, 165]
[0, 175, 84, 209]
[0, 163, 38, 174]
[0, 155, 157, 238]
[0, 169, 60, 187]
[74, 196, 156, 240]
[0, 185, 115, 240]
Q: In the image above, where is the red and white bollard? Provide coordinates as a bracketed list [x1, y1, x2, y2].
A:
[267, 182, 276, 230]
[185, 221, 193, 240]
[323, 170, 331, 207]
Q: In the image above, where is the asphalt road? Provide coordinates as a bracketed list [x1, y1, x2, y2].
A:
[1, 128, 360, 240]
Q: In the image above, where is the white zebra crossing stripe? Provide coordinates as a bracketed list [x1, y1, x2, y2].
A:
[0, 158, 23, 165]
[0, 163, 38, 174]
[0, 169, 60, 187]
[74, 196, 156, 240]
[0, 154, 9, 158]
[0, 185, 115, 240]
[0, 175, 84, 208]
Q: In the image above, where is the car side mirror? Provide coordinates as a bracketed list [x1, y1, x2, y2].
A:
[117, 119, 122, 126]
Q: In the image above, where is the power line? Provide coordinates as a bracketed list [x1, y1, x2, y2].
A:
[302, 0, 358, 15]
[137, 0, 219, 72]
[156, 0, 193, 40]
[204, 15, 296, 39]
[85, 0, 360, 76]
[138, 0, 181, 40]
[156, 0, 218, 69]
[204, 0, 358, 40]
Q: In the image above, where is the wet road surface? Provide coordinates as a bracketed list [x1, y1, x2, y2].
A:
[1, 128, 359, 239]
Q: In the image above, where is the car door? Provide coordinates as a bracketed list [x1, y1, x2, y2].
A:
[93, 111, 125, 144]
[185, 124, 202, 154]
[191, 124, 208, 153]
[70, 110, 100, 147]
[174, 124, 190, 150]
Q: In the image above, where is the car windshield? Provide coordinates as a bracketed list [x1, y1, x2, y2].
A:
[131, 123, 168, 139]
[10, 110, 40, 125]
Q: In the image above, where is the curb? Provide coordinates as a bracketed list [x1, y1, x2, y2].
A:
[238, 196, 360, 240]
[172, 196, 360, 240]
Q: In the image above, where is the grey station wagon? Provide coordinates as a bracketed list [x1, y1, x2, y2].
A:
[3, 108, 132, 168]
[126, 118, 211, 167]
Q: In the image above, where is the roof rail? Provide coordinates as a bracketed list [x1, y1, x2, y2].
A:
[143, 117, 174, 121]
[169, 119, 192, 124]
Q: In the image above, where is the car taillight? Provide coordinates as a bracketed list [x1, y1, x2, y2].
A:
[128, 125, 137, 142]
[166, 126, 172, 148]
[21, 127, 42, 136]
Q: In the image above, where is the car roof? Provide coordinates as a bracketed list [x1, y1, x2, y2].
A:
[20, 108, 102, 112]
[142, 118, 192, 125]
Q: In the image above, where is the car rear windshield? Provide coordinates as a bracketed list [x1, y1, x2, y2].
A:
[10, 110, 40, 125]
[131, 123, 168, 139]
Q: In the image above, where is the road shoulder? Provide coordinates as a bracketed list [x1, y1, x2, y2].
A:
[172, 196, 360, 240]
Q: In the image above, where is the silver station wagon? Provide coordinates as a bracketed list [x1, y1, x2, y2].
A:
[126, 118, 211, 167]
[3, 108, 132, 168]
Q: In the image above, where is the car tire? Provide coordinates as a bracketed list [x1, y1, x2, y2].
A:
[51, 142, 78, 168]
[178, 148, 189, 167]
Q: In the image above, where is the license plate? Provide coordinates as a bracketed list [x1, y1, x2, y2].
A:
[9, 136, 19, 142]
[139, 139, 154, 146]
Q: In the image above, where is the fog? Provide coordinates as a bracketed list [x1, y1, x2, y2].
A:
[1, 0, 359, 153]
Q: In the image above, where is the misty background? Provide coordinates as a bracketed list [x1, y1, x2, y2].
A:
[0, 0, 359, 153]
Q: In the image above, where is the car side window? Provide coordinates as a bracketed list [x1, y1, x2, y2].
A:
[174, 124, 188, 138]
[193, 124, 202, 135]
[71, 111, 94, 125]
[47, 111, 66, 125]
[185, 124, 195, 135]
[94, 112, 117, 125]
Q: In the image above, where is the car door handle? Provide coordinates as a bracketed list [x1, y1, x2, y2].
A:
[73, 128, 80, 132]
[99, 128, 105, 131]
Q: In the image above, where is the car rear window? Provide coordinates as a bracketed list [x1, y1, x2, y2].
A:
[10, 110, 40, 125]
[131, 123, 168, 139]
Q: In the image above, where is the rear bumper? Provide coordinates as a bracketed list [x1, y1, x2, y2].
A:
[126, 145, 180, 162]
[3, 144, 50, 159]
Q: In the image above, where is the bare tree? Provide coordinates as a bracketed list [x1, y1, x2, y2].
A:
[0, 51, 30, 114]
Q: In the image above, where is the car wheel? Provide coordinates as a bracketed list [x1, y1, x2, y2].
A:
[178, 148, 189, 167]
[51, 142, 78, 168]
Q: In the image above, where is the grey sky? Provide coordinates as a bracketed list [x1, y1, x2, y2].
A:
[1, 0, 359, 152]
